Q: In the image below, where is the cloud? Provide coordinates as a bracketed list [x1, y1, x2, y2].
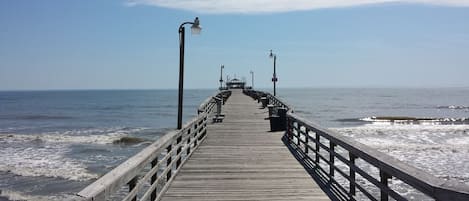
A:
[126, 0, 469, 13]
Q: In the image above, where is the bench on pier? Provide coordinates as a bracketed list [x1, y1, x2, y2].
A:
[212, 114, 225, 122]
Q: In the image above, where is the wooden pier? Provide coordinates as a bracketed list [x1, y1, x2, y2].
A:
[160, 89, 329, 201]
[76, 89, 469, 201]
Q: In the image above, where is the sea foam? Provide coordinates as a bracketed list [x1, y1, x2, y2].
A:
[0, 144, 98, 181]
[332, 124, 469, 185]
[0, 127, 148, 181]
[0, 127, 146, 144]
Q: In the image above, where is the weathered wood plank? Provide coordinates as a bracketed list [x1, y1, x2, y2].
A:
[160, 89, 330, 201]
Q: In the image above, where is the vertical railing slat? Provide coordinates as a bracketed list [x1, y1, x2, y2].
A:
[166, 145, 172, 181]
[329, 142, 336, 185]
[380, 170, 391, 201]
[128, 177, 138, 201]
[349, 153, 357, 196]
[315, 132, 320, 164]
[305, 129, 309, 154]
[150, 157, 158, 201]
[176, 136, 182, 168]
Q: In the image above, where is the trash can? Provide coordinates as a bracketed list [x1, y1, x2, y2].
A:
[269, 107, 287, 131]
[260, 97, 268, 108]
[267, 105, 275, 116]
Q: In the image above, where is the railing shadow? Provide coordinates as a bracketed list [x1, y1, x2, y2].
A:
[282, 134, 341, 201]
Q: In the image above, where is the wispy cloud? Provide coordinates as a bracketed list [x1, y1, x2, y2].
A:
[126, 0, 469, 13]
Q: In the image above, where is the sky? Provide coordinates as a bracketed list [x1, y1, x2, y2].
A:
[1, 0, 469, 90]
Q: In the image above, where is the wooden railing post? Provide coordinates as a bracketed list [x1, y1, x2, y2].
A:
[305, 129, 309, 154]
[286, 117, 291, 142]
[176, 136, 182, 168]
[128, 176, 138, 201]
[297, 125, 301, 146]
[151, 157, 158, 201]
[194, 124, 198, 147]
[315, 132, 320, 164]
[186, 129, 192, 155]
[380, 170, 391, 201]
[349, 153, 357, 196]
[166, 145, 172, 181]
[329, 142, 336, 185]
[288, 119, 292, 143]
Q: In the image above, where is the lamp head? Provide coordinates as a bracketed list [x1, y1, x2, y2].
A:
[191, 17, 201, 35]
[269, 49, 274, 58]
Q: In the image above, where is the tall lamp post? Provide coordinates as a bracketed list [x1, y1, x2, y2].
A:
[219, 65, 224, 90]
[250, 70, 254, 89]
[269, 50, 278, 96]
[177, 17, 201, 129]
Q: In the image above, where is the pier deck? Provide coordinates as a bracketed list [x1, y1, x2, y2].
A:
[161, 90, 330, 201]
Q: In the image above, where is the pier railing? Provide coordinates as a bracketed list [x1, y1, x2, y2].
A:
[197, 90, 231, 114]
[75, 90, 231, 201]
[245, 89, 469, 201]
[243, 89, 291, 110]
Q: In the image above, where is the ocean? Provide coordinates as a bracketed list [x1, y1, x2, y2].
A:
[1, 88, 468, 200]
[0, 89, 214, 201]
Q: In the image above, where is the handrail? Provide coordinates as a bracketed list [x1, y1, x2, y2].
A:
[198, 90, 231, 114]
[243, 89, 292, 111]
[246, 89, 469, 201]
[73, 90, 231, 201]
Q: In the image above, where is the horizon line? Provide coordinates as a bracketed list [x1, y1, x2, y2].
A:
[2, 86, 469, 92]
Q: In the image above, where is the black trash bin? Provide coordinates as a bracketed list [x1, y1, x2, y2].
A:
[267, 105, 275, 116]
[269, 107, 287, 131]
[260, 97, 268, 108]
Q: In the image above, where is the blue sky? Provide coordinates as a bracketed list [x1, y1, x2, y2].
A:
[1, 0, 469, 90]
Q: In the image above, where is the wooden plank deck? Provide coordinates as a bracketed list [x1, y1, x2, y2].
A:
[161, 89, 330, 201]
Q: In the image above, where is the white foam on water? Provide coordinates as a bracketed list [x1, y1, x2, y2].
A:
[438, 105, 469, 110]
[0, 144, 98, 181]
[446, 136, 469, 145]
[358, 116, 469, 125]
[331, 124, 469, 185]
[0, 127, 146, 144]
[0, 127, 148, 181]
[0, 189, 73, 201]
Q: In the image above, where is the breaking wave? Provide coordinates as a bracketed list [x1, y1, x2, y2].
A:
[0, 127, 152, 181]
[337, 116, 469, 125]
[437, 105, 469, 110]
[0, 127, 148, 144]
[332, 124, 469, 185]
[0, 144, 99, 181]
[0, 189, 74, 201]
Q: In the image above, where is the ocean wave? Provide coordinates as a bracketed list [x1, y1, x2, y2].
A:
[0, 127, 155, 182]
[437, 105, 469, 110]
[0, 127, 148, 144]
[331, 125, 469, 186]
[0, 189, 73, 201]
[0, 145, 98, 181]
[332, 124, 469, 148]
[0, 133, 124, 145]
[112, 136, 148, 145]
[337, 116, 469, 125]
